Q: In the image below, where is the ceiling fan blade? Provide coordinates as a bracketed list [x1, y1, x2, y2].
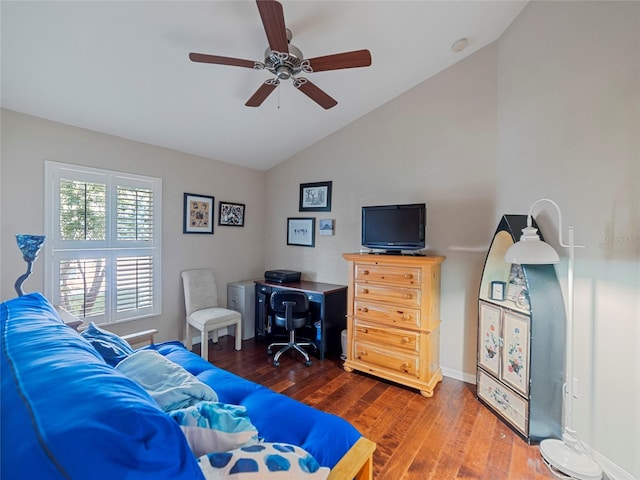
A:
[293, 78, 337, 110]
[256, 0, 289, 54]
[245, 80, 279, 107]
[189, 53, 261, 69]
[306, 49, 372, 72]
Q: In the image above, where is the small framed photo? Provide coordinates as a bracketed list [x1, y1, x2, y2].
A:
[319, 219, 334, 236]
[183, 193, 214, 234]
[299, 181, 332, 212]
[218, 201, 245, 227]
[490, 281, 506, 301]
[287, 217, 315, 247]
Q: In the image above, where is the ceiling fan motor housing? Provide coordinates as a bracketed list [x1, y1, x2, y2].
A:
[264, 43, 310, 80]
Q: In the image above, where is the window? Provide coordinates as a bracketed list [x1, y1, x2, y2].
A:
[45, 161, 162, 324]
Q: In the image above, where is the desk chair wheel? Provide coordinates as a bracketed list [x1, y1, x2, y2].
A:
[305, 360, 312, 367]
[273, 360, 280, 367]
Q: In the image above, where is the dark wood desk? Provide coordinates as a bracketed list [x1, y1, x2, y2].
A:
[254, 280, 347, 360]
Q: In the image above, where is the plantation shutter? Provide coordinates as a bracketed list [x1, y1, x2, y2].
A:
[45, 161, 162, 324]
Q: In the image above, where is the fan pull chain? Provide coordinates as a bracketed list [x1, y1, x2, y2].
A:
[277, 83, 281, 109]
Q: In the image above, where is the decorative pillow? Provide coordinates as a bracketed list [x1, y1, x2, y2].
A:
[197, 443, 330, 480]
[81, 321, 135, 366]
[171, 402, 259, 457]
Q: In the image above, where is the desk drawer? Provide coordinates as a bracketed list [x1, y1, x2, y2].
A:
[228, 287, 246, 312]
[353, 340, 420, 379]
[354, 283, 421, 308]
[354, 299, 420, 328]
[354, 321, 419, 353]
[354, 264, 422, 287]
[304, 292, 323, 304]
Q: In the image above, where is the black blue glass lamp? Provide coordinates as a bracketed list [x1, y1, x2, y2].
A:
[14, 234, 46, 297]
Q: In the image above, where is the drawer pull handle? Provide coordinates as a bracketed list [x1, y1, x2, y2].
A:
[360, 307, 369, 313]
[403, 293, 412, 299]
[362, 270, 370, 275]
[357, 350, 368, 358]
[404, 273, 413, 279]
[362, 288, 369, 294]
[400, 362, 410, 372]
[401, 337, 410, 344]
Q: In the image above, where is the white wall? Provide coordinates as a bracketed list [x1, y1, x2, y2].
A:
[266, 43, 499, 383]
[496, 2, 639, 477]
[265, 1, 639, 478]
[0, 110, 267, 342]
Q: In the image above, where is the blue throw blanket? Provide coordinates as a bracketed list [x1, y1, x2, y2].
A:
[116, 349, 259, 457]
[116, 349, 218, 411]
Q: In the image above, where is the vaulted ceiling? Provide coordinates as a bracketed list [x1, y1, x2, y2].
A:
[1, 1, 527, 170]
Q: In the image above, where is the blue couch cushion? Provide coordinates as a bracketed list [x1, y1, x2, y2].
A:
[0, 293, 203, 480]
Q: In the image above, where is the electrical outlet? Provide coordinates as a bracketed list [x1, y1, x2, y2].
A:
[572, 377, 579, 399]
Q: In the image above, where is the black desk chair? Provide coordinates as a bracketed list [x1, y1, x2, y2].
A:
[268, 291, 317, 367]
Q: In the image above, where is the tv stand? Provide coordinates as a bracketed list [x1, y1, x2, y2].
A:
[368, 250, 425, 256]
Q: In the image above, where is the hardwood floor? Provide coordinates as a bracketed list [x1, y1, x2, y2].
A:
[199, 335, 556, 480]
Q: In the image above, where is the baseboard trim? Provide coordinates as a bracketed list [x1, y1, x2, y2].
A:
[441, 367, 476, 385]
[590, 447, 636, 480]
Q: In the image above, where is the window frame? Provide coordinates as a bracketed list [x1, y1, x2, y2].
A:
[44, 161, 162, 324]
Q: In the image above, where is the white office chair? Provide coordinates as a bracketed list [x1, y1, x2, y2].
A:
[181, 268, 242, 360]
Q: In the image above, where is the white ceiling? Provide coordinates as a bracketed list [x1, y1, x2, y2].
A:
[1, 1, 527, 171]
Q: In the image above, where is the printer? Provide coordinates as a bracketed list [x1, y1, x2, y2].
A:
[264, 269, 301, 284]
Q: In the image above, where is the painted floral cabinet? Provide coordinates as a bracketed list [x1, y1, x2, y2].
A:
[477, 215, 565, 444]
[479, 301, 530, 396]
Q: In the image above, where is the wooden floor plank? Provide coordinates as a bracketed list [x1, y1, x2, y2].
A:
[199, 337, 555, 479]
[456, 404, 498, 479]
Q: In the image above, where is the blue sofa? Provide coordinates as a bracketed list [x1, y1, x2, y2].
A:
[1, 293, 374, 479]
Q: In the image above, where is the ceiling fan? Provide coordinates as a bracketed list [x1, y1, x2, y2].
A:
[189, 0, 372, 109]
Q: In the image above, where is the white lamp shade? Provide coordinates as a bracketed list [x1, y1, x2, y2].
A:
[504, 226, 560, 265]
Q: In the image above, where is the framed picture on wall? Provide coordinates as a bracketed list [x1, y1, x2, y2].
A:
[183, 193, 214, 234]
[299, 181, 332, 212]
[319, 218, 334, 236]
[218, 201, 245, 227]
[287, 217, 315, 247]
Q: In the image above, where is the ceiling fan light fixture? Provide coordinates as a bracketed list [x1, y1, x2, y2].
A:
[276, 65, 293, 79]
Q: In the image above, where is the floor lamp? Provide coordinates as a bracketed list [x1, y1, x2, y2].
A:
[504, 199, 602, 480]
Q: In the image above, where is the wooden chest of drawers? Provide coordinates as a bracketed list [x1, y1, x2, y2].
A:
[342, 253, 445, 397]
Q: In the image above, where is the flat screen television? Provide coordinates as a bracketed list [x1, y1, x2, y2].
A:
[361, 203, 426, 253]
